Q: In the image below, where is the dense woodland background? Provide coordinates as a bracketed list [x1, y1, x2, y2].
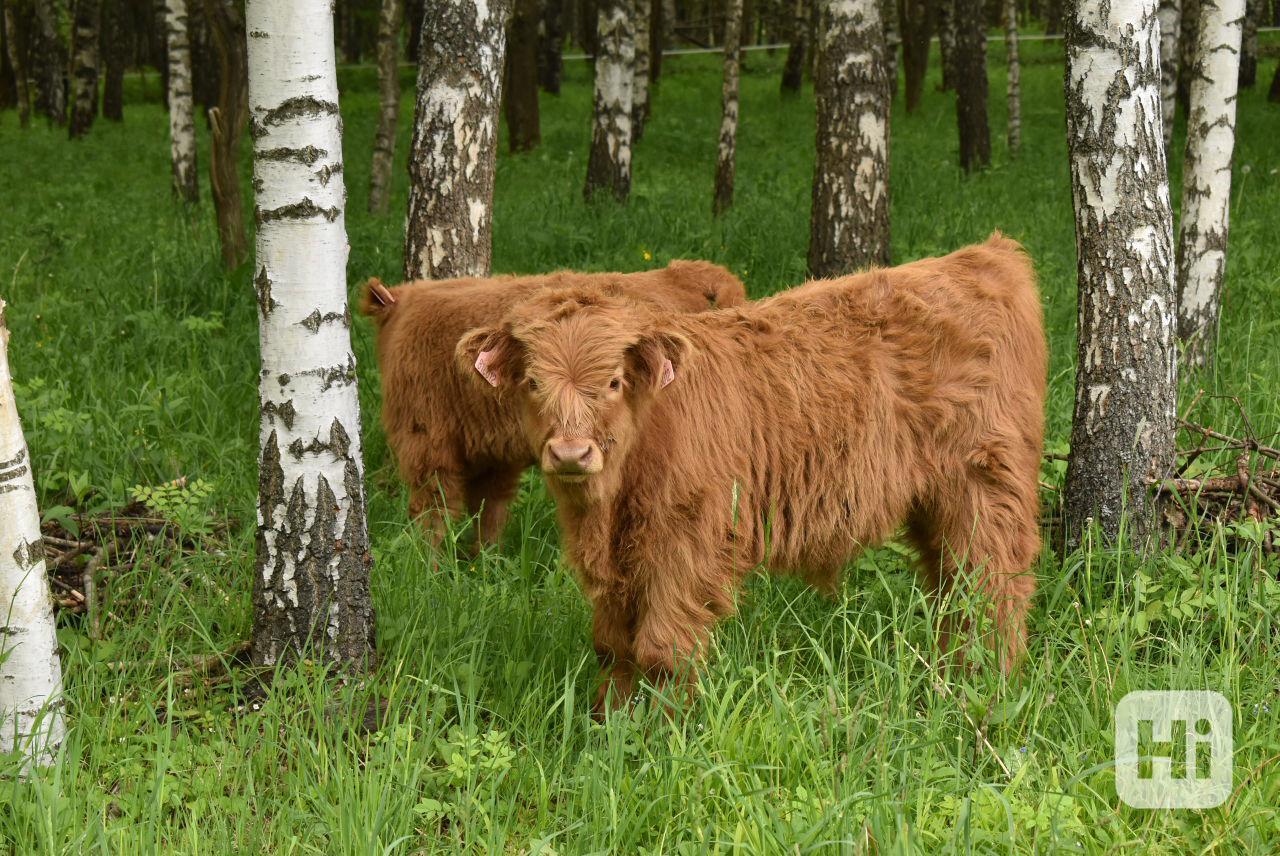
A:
[1, 1, 1279, 852]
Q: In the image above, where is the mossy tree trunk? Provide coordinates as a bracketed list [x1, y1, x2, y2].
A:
[899, 0, 931, 112]
[1063, 0, 1178, 550]
[404, 0, 509, 278]
[68, 0, 100, 138]
[953, 0, 989, 172]
[583, 0, 634, 201]
[504, 0, 541, 151]
[781, 0, 807, 94]
[808, 0, 891, 276]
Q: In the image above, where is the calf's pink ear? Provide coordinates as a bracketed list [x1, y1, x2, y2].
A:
[660, 358, 675, 388]
[475, 350, 500, 387]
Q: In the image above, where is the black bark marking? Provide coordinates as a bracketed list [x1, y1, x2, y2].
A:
[255, 267, 278, 317]
[257, 198, 341, 224]
[315, 162, 344, 187]
[258, 145, 327, 165]
[329, 419, 351, 460]
[251, 95, 340, 138]
[298, 309, 347, 333]
[262, 399, 297, 431]
[248, 29, 268, 38]
[0, 446, 27, 472]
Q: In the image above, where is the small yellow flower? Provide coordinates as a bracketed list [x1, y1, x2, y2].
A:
[642, 250, 652, 261]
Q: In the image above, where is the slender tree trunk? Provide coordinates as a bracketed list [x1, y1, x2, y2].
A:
[406, 0, 423, 60]
[100, 0, 125, 121]
[539, 0, 564, 93]
[1271, 61, 1280, 103]
[0, 302, 67, 772]
[1157, 0, 1181, 151]
[505, 0, 541, 151]
[934, 0, 955, 91]
[953, 0, 989, 171]
[1176, 0, 1242, 368]
[712, 0, 741, 215]
[1177, 0, 1198, 112]
[165, 0, 198, 202]
[781, 0, 807, 94]
[2, 1, 30, 127]
[247, 0, 375, 670]
[632, 0, 650, 139]
[1003, 0, 1019, 154]
[1238, 0, 1258, 88]
[204, 0, 247, 269]
[899, 0, 930, 112]
[405, 0, 509, 279]
[577, 0, 599, 55]
[583, 0, 634, 201]
[1063, 0, 1178, 550]
[808, 0, 890, 275]
[882, 0, 899, 98]
[68, 0, 100, 138]
[1043, 0, 1061, 33]
[654, 0, 673, 81]
[31, 0, 66, 123]
[368, 0, 402, 213]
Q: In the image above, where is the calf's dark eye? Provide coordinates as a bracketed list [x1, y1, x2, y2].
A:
[609, 378, 621, 391]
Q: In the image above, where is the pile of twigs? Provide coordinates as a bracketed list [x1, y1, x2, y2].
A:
[1152, 409, 1280, 554]
[40, 479, 229, 638]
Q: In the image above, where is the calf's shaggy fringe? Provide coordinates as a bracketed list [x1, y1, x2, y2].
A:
[459, 235, 1047, 713]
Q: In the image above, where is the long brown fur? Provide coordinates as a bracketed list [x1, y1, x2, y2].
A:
[360, 261, 746, 547]
[458, 236, 1047, 712]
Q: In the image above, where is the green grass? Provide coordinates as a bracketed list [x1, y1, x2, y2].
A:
[2, 39, 1280, 853]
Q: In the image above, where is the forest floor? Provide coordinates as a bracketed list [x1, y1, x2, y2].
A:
[2, 39, 1280, 854]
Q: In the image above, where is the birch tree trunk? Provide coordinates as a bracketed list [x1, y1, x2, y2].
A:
[246, 0, 375, 669]
[953, 0, 989, 171]
[32, 0, 66, 124]
[100, 0, 125, 121]
[781, 0, 807, 94]
[1003, 0, 1019, 154]
[934, 0, 955, 91]
[2, 0, 30, 127]
[1176, 0, 1198, 111]
[1176, 0, 1242, 369]
[808, 0, 890, 276]
[712, 0, 742, 216]
[632, 0, 650, 140]
[505, 0, 542, 151]
[404, 0, 509, 280]
[1238, 0, 1258, 88]
[900, 0, 931, 112]
[1063, 0, 1178, 550]
[367, 0, 402, 213]
[204, 0, 247, 269]
[539, 0, 564, 93]
[0, 302, 67, 771]
[165, 0, 198, 203]
[882, 0, 899, 98]
[583, 0, 634, 202]
[68, 0, 100, 138]
[1157, 0, 1181, 151]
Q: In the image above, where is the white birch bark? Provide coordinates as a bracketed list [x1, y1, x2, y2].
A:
[713, 0, 742, 216]
[246, 0, 375, 668]
[1063, 0, 1179, 549]
[808, 0, 891, 275]
[32, 0, 67, 124]
[404, 0, 509, 279]
[1176, 0, 1243, 368]
[583, 0, 634, 201]
[165, 0, 199, 203]
[1158, 0, 1182, 151]
[633, 0, 651, 140]
[0, 302, 66, 770]
[67, 0, 99, 139]
[1004, 0, 1020, 154]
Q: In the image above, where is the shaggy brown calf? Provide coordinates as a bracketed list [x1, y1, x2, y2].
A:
[459, 235, 1046, 711]
[360, 261, 746, 547]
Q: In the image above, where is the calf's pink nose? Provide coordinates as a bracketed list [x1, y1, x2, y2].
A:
[548, 440, 592, 468]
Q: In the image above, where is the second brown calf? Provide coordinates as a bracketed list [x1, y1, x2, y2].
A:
[459, 236, 1046, 712]
[360, 261, 746, 548]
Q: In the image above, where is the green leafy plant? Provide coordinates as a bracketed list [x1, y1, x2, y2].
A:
[130, 478, 216, 537]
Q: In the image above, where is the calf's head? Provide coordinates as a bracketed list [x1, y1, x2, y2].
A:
[457, 288, 691, 496]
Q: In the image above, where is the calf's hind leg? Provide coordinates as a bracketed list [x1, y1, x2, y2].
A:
[919, 456, 1040, 674]
[465, 464, 525, 548]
